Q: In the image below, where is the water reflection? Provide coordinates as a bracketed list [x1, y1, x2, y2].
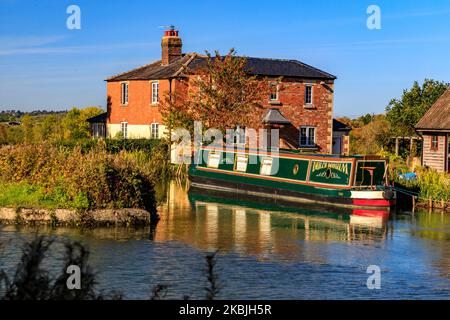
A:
[2, 180, 450, 299]
[152, 181, 390, 261]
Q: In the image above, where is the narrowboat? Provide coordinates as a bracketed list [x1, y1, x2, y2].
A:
[188, 146, 396, 210]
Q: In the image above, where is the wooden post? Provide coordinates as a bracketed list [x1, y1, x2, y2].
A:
[410, 137, 413, 156]
[395, 137, 399, 156]
[412, 196, 415, 213]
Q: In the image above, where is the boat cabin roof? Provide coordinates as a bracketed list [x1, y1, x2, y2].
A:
[202, 146, 385, 161]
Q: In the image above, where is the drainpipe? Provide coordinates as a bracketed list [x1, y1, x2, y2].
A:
[168, 78, 173, 162]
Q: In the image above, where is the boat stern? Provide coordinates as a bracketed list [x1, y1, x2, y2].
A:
[350, 189, 396, 208]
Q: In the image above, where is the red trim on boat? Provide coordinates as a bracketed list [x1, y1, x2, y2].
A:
[352, 199, 396, 207]
[352, 209, 390, 217]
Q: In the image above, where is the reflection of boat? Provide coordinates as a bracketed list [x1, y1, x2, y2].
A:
[188, 188, 389, 231]
[189, 147, 396, 210]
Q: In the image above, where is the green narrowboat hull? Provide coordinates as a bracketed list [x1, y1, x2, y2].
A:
[189, 147, 396, 210]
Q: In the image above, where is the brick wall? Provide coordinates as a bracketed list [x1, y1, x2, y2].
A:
[107, 77, 334, 153]
[261, 78, 334, 153]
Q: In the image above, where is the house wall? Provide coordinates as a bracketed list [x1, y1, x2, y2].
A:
[263, 79, 334, 153]
[332, 131, 350, 155]
[422, 133, 447, 172]
[106, 77, 334, 153]
[107, 79, 184, 139]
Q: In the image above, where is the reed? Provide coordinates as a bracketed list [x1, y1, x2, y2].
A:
[0, 144, 159, 214]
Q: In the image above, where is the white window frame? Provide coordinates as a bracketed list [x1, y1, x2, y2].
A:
[269, 83, 279, 101]
[260, 157, 273, 176]
[151, 81, 159, 104]
[151, 123, 159, 139]
[207, 152, 221, 168]
[304, 84, 313, 105]
[121, 82, 129, 105]
[233, 126, 246, 146]
[92, 123, 104, 139]
[121, 122, 128, 139]
[235, 154, 248, 172]
[300, 126, 316, 147]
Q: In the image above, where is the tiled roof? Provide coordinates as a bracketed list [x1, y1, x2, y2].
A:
[189, 56, 336, 80]
[333, 119, 352, 132]
[106, 53, 336, 81]
[415, 86, 450, 131]
[86, 112, 107, 123]
[106, 55, 194, 81]
[262, 108, 291, 124]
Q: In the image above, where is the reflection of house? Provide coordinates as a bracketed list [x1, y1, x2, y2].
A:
[332, 119, 351, 155]
[415, 87, 450, 172]
[102, 26, 337, 153]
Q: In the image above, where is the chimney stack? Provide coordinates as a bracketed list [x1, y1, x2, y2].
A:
[161, 25, 182, 66]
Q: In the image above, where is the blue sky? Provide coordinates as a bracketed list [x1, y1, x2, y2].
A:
[0, 0, 449, 117]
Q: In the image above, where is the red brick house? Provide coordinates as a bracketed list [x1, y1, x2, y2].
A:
[415, 86, 450, 172]
[103, 27, 337, 153]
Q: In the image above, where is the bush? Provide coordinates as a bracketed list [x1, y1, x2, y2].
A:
[53, 138, 161, 154]
[416, 168, 449, 202]
[0, 144, 157, 214]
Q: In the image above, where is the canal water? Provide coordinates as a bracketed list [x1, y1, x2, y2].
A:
[0, 181, 449, 299]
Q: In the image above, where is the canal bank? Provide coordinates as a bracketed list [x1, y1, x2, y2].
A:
[0, 207, 152, 226]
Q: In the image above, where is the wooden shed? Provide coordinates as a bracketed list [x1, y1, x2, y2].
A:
[415, 87, 450, 173]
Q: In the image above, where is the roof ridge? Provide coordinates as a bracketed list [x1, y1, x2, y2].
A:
[172, 53, 198, 77]
[105, 59, 161, 81]
[238, 56, 336, 79]
[416, 85, 450, 129]
[291, 59, 337, 79]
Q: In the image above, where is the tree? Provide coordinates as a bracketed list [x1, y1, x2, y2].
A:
[350, 115, 391, 155]
[160, 49, 272, 134]
[386, 79, 449, 137]
[21, 114, 34, 144]
[62, 107, 104, 140]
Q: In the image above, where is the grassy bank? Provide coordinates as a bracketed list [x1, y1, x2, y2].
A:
[0, 143, 170, 216]
[0, 182, 90, 210]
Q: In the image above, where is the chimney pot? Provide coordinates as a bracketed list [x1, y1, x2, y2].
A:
[161, 26, 182, 65]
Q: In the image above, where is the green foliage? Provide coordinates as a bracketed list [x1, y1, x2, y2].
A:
[386, 79, 449, 137]
[350, 115, 391, 155]
[62, 107, 104, 140]
[0, 183, 48, 209]
[0, 144, 158, 214]
[416, 168, 449, 202]
[0, 107, 104, 146]
[53, 138, 161, 154]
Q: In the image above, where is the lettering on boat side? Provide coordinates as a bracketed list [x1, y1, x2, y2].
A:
[310, 161, 351, 185]
[366, 265, 381, 290]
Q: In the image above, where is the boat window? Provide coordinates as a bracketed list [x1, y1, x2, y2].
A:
[207, 152, 221, 168]
[235, 154, 248, 172]
[260, 157, 273, 176]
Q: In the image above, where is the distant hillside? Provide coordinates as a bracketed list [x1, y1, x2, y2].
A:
[0, 110, 68, 122]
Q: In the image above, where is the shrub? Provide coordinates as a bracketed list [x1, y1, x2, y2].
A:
[416, 168, 449, 202]
[0, 144, 157, 214]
